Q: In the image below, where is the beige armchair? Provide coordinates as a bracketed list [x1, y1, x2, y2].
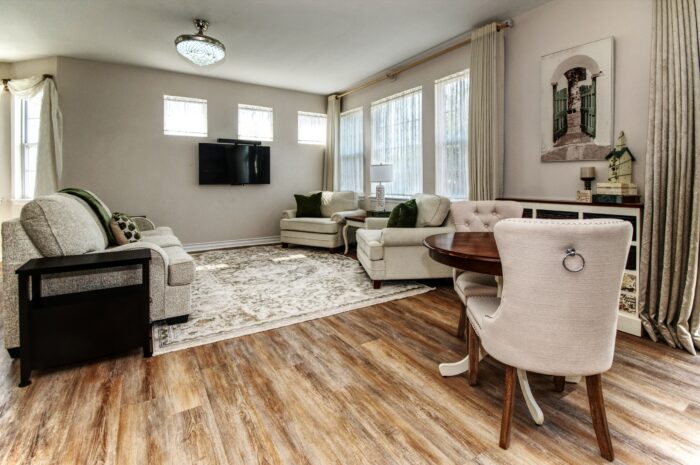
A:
[450, 200, 523, 338]
[356, 194, 454, 288]
[280, 191, 365, 250]
[467, 218, 632, 460]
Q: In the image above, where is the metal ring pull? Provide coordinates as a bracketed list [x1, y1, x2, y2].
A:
[562, 248, 585, 272]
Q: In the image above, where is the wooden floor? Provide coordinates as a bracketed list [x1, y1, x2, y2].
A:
[1, 283, 699, 465]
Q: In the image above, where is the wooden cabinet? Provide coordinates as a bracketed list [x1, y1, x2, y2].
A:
[501, 198, 643, 336]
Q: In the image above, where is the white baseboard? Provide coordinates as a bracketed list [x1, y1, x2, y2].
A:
[183, 236, 281, 253]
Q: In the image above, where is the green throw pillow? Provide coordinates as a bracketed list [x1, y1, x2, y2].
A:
[387, 199, 418, 228]
[110, 212, 141, 245]
[294, 192, 323, 217]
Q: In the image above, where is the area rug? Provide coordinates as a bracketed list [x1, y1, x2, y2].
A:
[152, 245, 433, 354]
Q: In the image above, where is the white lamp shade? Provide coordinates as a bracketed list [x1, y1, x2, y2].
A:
[370, 164, 394, 183]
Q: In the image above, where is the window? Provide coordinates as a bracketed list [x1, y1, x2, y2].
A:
[12, 93, 42, 200]
[371, 86, 422, 198]
[163, 95, 207, 137]
[435, 70, 469, 200]
[298, 111, 327, 145]
[238, 104, 273, 141]
[339, 108, 363, 193]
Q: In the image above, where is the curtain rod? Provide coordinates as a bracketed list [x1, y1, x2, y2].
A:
[335, 21, 512, 99]
[2, 74, 54, 90]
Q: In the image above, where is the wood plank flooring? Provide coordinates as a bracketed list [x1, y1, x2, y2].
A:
[1, 283, 699, 464]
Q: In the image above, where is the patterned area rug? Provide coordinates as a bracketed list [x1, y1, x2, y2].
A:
[152, 245, 433, 354]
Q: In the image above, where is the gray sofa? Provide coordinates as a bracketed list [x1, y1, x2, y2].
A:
[1, 192, 194, 352]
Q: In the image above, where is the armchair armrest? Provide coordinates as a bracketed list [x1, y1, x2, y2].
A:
[282, 209, 297, 219]
[131, 216, 156, 231]
[365, 217, 390, 230]
[330, 209, 367, 224]
[381, 226, 455, 247]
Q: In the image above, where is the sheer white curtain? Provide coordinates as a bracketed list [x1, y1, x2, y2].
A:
[435, 70, 469, 200]
[3, 75, 62, 197]
[163, 95, 207, 137]
[371, 87, 422, 198]
[238, 104, 273, 141]
[339, 108, 363, 193]
[298, 111, 326, 145]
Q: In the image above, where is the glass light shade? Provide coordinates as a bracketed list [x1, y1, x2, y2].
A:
[370, 164, 394, 183]
[175, 35, 225, 66]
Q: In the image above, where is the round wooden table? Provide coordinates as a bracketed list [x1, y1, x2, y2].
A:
[424, 232, 546, 426]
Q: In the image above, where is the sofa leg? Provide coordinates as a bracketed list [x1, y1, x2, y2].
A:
[373, 280, 382, 289]
[281, 242, 289, 248]
[166, 315, 189, 325]
[7, 347, 20, 359]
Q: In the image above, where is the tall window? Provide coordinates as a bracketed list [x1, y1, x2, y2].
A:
[435, 70, 469, 200]
[163, 95, 207, 137]
[371, 86, 422, 198]
[238, 104, 273, 141]
[339, 108, 363, 193]
[13, 94, 42, 199]
[298, 111, 326, 145]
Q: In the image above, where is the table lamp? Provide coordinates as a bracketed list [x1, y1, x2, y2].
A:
[370, 164, 393, 211]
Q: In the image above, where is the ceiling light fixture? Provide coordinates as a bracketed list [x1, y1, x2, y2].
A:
[175, 19, 226, 66]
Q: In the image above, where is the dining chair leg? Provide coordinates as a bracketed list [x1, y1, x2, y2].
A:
[467, 321, 479, 386]
[553, 376, 566, 392]
[586, 374, 614, 462]
[457, 302, 466, 339]
[500, 365, 517, 449]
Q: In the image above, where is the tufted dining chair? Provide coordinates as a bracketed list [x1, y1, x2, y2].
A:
[467, 218, 632, 461]
[449, 200, 523, 338]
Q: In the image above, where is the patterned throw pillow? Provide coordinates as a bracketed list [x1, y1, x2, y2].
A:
[110, 212, 141, 245]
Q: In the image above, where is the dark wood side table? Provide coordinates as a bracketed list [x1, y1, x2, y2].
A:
[16, 249, 152, 387]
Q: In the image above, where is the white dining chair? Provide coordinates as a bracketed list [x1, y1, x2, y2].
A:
[466, 218, 632, 461]
[449, 200, 523, 338]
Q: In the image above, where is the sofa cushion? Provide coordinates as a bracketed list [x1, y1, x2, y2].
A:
[141, 234, 182, 248]
[414, 193, 450, 227]
[356, 229, 384, 260]
[141, 226, 174, 237]
[280, 217, 340, 234]
[20, 193, 108, 257]
[295, 192, 323, 217]
[320, 191, 357, 217]
[163, 246, 195, 286]
[387, 199, 417, 228]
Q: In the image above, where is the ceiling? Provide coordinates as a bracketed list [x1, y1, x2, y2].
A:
[0, 0, 550, 95]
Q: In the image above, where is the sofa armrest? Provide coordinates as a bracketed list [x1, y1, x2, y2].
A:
[381, 226, 455, 247]
[131, 216, 156, 231]
[365, 218, 390, 230]
[282, 209, 297, 219]
[330, 209, 367, 224]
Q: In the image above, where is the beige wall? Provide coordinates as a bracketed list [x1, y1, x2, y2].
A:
[504, 0, 652, 199]
[57, 57, 326, 245]
[342, 0, 652, 205]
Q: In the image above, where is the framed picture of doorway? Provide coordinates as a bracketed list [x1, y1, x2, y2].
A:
[540, 37, 614, 162]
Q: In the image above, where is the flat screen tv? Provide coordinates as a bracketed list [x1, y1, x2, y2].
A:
[198, 143, 270, 185]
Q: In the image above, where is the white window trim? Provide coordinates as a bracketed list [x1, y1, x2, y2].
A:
[238, 103, 274, 142]
[163, 95, 208, 137]
[10, 96, 41, 201]
[297, 111, 327, 145]
[435, 69, 469, 201]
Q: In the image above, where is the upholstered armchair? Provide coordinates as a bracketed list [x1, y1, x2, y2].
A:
[280, 191, 365, 250]
[356, 194, 455, 288]
[467, 218, 632, 460]
[450, 200, 523, 338]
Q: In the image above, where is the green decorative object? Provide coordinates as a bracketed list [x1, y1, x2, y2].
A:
[606, 131, 636, 183]
[294, 192, 323, 218]
[387, 199, 418, 228]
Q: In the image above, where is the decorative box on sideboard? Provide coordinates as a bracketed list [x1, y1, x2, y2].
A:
[499, 198, 643, 337]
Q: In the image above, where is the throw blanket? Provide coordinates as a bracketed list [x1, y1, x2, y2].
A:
[60, 187, 116, 244]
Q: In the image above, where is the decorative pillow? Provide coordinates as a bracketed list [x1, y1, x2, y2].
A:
[294, 192, 323, 218]
[387, 199, 418, 228]
[110, 212, 142, 245]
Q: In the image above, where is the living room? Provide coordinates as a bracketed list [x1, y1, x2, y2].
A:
[1, 0, 698, 464]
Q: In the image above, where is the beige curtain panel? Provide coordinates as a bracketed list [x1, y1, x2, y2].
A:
[324, 95, 340, 191]
[468, 23, 505, 201]
[2, 75, 63, 196]
[640, 0, 700, 354]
